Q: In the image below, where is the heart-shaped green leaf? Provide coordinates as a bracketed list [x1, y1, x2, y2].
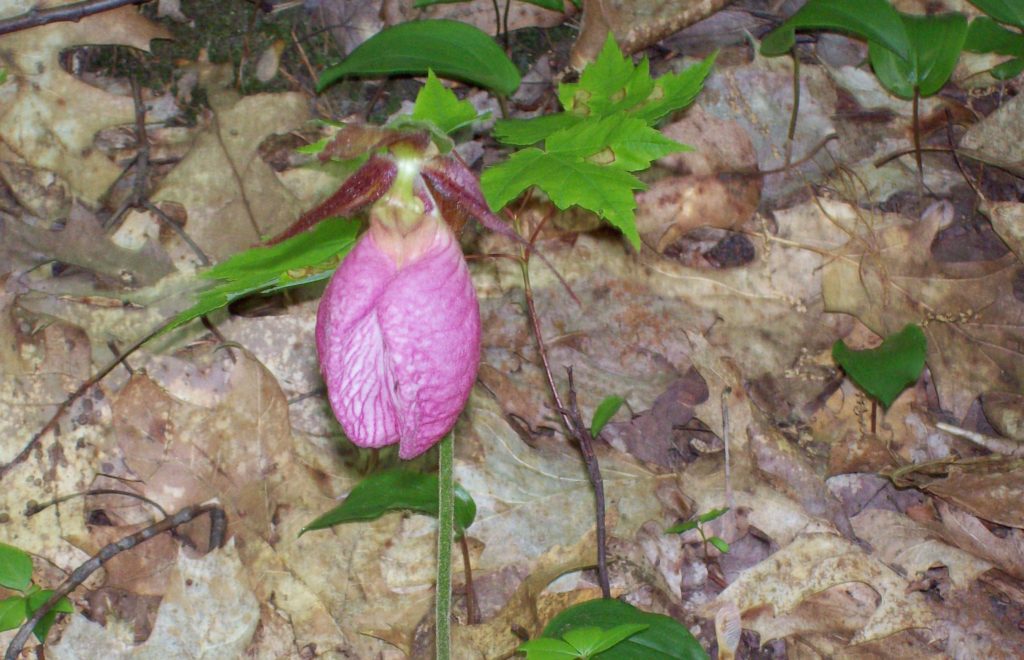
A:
[833, 324, 927, 408]
[542, 599, 708, 659]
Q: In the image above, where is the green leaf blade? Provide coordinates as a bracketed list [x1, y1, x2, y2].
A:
[25, 589, 72, 642]
[760, 0, 911, 59]
[517, 637, 581, 658]
[0, 543, 33, 592]
[0, 596, 27, 632]
[969, 0, 1024, 29]
[832, 324, 927, 408]
[167, 218, 360, 332]
[590, 395, 625, 438]
[300, 468, 477, 536]
[317, 20, 520, 96]
[632, 53, 716, 124]
[542, 599, 708, 660]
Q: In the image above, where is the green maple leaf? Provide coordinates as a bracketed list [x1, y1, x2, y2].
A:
[546, 114, 688, 171]
[481, 148, 644, 249]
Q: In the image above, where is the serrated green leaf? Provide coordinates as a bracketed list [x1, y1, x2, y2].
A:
[708, 537, 730, 554]
[493, 112, 582, 146]
[481, 149, 644, 249]
[0, 597, 26, 632]
[26, 589, 72, 642]
[517, 637, 581, 658]
[760, 0, 911, 59]
[558, 34, 655, 117]
[969, 0, 1024, 29]
[318, 20, 520, 96]
[590, 395, 625, 438]
[632, 53, 716, 124]
[0, 543, 32, 592]
[166, 218, 359, 333]
[542, 599, 708, 660]
[833, 324, 927, 408]
[412, 69, 482, 134]
[868, 12, 967, 98]
[546, 115, 688, 172]
[300, 468, 477, 537]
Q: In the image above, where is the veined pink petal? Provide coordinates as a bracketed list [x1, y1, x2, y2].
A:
[316, 222, 480, 459]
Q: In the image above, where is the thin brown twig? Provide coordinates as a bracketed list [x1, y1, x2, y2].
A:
[25, 488, 168, 518]
[458, 534, 479, 624]
[518, 235, 611, 599]
[4, 503, 227, 660]
[0, 0, 148, 36]
[944, 108, 983, 199]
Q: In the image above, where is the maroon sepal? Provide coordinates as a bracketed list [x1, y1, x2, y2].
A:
[266, 155, 397, 245]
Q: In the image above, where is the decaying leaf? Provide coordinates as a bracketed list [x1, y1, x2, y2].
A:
[822, 202, 1024, 419]
[0, 4, 170, 206]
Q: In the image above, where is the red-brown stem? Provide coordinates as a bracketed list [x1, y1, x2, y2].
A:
[519, 239, 611, 599]
[459, 534, 478, 624]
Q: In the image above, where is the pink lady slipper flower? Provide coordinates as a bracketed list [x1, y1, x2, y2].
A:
[272, 128, 501, 459]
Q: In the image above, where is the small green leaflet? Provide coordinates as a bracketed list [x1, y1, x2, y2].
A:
[0, 543, 32, 592]
[590, 395, 625, 438]
[518, 624, 649, 659]
[832, 324, 927, 408]
[166, 218, 359, 332]
[26, 589, 73, 642]
[541, 599, 708, 660]
[300, 468, 477, 538]
[545, 114, 688, 172]
[0, 597, 26, 632]
[558, 36, 656, 117]
[481, 148, 645, 248]
[317, 19, 520, 96]
[666, 507, 729, 534]
[412, 69, 486, 135]
[964, 13, 1024, 80]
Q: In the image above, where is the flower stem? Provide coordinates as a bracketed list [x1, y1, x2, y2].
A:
[436, 431, 455, 659]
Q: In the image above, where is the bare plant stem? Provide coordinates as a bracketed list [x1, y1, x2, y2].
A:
[519, 255, 611, 599]
[436, 432, 455, 659]
[4, 503, 226, 660]
[785, 52, 801, 167]
[912, 87, 923, 186]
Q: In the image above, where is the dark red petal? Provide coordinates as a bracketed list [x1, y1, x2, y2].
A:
[266, 155, 397, 245]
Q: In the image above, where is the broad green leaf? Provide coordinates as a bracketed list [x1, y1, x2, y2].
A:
[590, 396, 625, 438]
[300, 468, 477, 536]
[708, 537, 730, 554]
[991, 56, 1024, 78]
[632, 53, 716, 125]
[558, 34, 655, 117]
[493, 112, 582, 146]
[166, 218, 359, 332]
[481, 148, 644, 249]
[318, 20, 520, 96]
[517, 637, 581, 658]
[964, 16, 1024, 78]
[543, 599, 708, 660]
[564, 624, 650, 656]
[969, 0, 1024, 29]
[0, 597, 26, 632]
[832, 323, 927, 408]
[412, 69, 482, 135]
[964, 16, 1024, 55]
[26, 589, 73, 642]
[760, 0, 910, 60]
[546, 115, 688, 172]
[0, 543, 32, 592]
[697, 507, 729, 524]
[868, 12, 967, 98]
